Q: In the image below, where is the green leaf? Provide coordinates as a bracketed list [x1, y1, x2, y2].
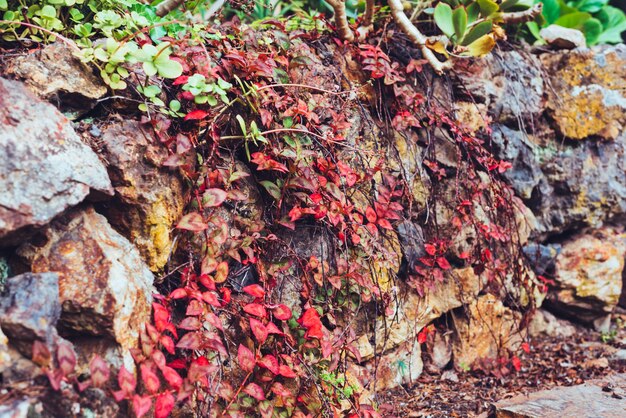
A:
[464, 34, 495, 57]
[169, 100, 181, 112]
[154, 58, 183, 78]
[526, 21, 543, 41]
[554, 12, 591, 29]
[142, 85, 161, 98]
[434, 3, 455, 39]
[142, 62, 158, 77]
[596, 6, 626, 44]
[583, 17, 603, 45]
[260, 181, 282, 201]
[462, 21, 493, 45]
[476, 0, 499, 18]
[542, 0, 561, 24]
[0, 0, 9, 10]
[40, 5, 57, 19]
[499, 0, 520, 12]
[467, 3, 480, 23]
[572, 0, 608, 13]
[453, 7, 468, 42]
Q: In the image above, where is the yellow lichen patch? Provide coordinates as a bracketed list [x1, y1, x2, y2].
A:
[142, 196, 180, 271]
[541, 47, 626, 140]
[453, 101, 488, 134]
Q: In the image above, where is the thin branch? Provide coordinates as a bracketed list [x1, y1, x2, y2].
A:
[326, 0, 355, 42]
[501, 3, 543, 24]
[387, 0, 452, 74]
[156, 0, 186, 17]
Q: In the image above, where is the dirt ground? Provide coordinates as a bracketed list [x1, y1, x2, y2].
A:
[378, 314, 626, 417]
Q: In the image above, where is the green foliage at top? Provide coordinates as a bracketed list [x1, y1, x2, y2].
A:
[525, 0, 626, 45]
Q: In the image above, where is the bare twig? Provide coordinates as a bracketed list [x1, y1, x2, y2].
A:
[387, 0, 452, 74]
[156, 0, 186, 17]
[326, 0, 355, 42]
[501, 3, 543, 24]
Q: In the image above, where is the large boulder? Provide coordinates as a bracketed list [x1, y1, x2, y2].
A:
[541, 45, 626, 140]
[546, 227, 626, 330]
[96, 120, 186, 271]
[0, 78, 113, 246]
[19, 207, 154, 351]
[3, 43, 108, 118]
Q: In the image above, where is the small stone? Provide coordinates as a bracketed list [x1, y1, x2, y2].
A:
[442, 370, 459, 382]
[528, 309, 577, 338]
[540, 25, 587, 50]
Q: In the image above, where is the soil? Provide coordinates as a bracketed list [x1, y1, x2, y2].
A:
[378, 314, 626, 417]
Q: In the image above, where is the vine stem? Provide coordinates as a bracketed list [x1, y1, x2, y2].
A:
[223, 370, 253, 412]
[0, 20, 80, 51]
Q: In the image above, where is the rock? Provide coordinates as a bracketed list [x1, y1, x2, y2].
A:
[493, 373, 626, 418]
[0, 272, 61, 356]
[21, 207, 154, 351]
[96, 120, 185, 271]
[355, 268, 485, 359]
[0, 398, 44, 418]
[0, 327, 11, 374]
[452, 294, 524, 369]
[540, 25, 587, 49]
[540, 45, 626, 140]
[397, 221, 426, 271]
[523, 243, 561, 276]
[427, 331, 452, 370]
[528, 309, 577, 338]
[0, 77, 113, 246]
[490, 125, 544, 201]
[456, 50, 544, 125]
[441, 369, 459, 382]
[364, 342, 423, 391]
[3, 43, 107, 118]
[546, 227, 625, 328]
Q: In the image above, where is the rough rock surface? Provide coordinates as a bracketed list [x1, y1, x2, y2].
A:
[0, 272, 61, 355]
[96, 120, 185, 271]
[452, 294, 524, 369]
[3, 43, 107, 117]
[0, 77, 113, 245]
[493, 373, 626, 418]
[21, 207, 154, 350]
[528, 309, 577, 338]
[456, 50, 544, 125]
[546, 227, 625, 329]
[541, 45, 626, 140]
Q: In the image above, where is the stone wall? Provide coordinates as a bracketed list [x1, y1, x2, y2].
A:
[0, 41, 625, 415]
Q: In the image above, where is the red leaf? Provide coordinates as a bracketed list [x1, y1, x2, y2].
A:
[511, 355, 522, 372]
[243, 303, 267, 318]
[417, 328, 429, 344]
[521, 342, 530, 353]
[266, 322, 283, 335]
[173, 75, 188, 86]
[205, 312, 224, 331]
[155, 392, 175, 418]
[278, 364, 297, 378]
[161, 366, 183, 390]
[184, 109, 209, 121]
[169, 288, 187, 299]
[365, 206, 377, 223]
[244, 382, 266, 400]
[257, 354, 279, 375]
[176, 212, 208, 232]
[377, 218, 393, 230]
[56, 341, 76, 376]
[251, 152, 288, 173]
[178, 316, 202, 330]
[272, 304, 292, 321]
[250, 318, 268, 344]
[132, 395, 152, 418]
[140, 363, 161, 394]
[214, 261, 229, 284]
[237, 344, 256, 372]
[117, 366, 136, 396]
[203, 188, 227, 207]
[160, 335, 175, 354]
[436, 257, 451, 270]
[89, 355, 110, 388]
[297, 308, 323, 340]
[243, 284, 265, 298]
[176, 332, 202, 350]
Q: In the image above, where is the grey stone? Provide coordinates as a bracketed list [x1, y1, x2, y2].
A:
[0, 78, 113, 246]
[0, 272, 61, 352]
[540, 25, 587, 50]
[494, 373, 626, 418]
